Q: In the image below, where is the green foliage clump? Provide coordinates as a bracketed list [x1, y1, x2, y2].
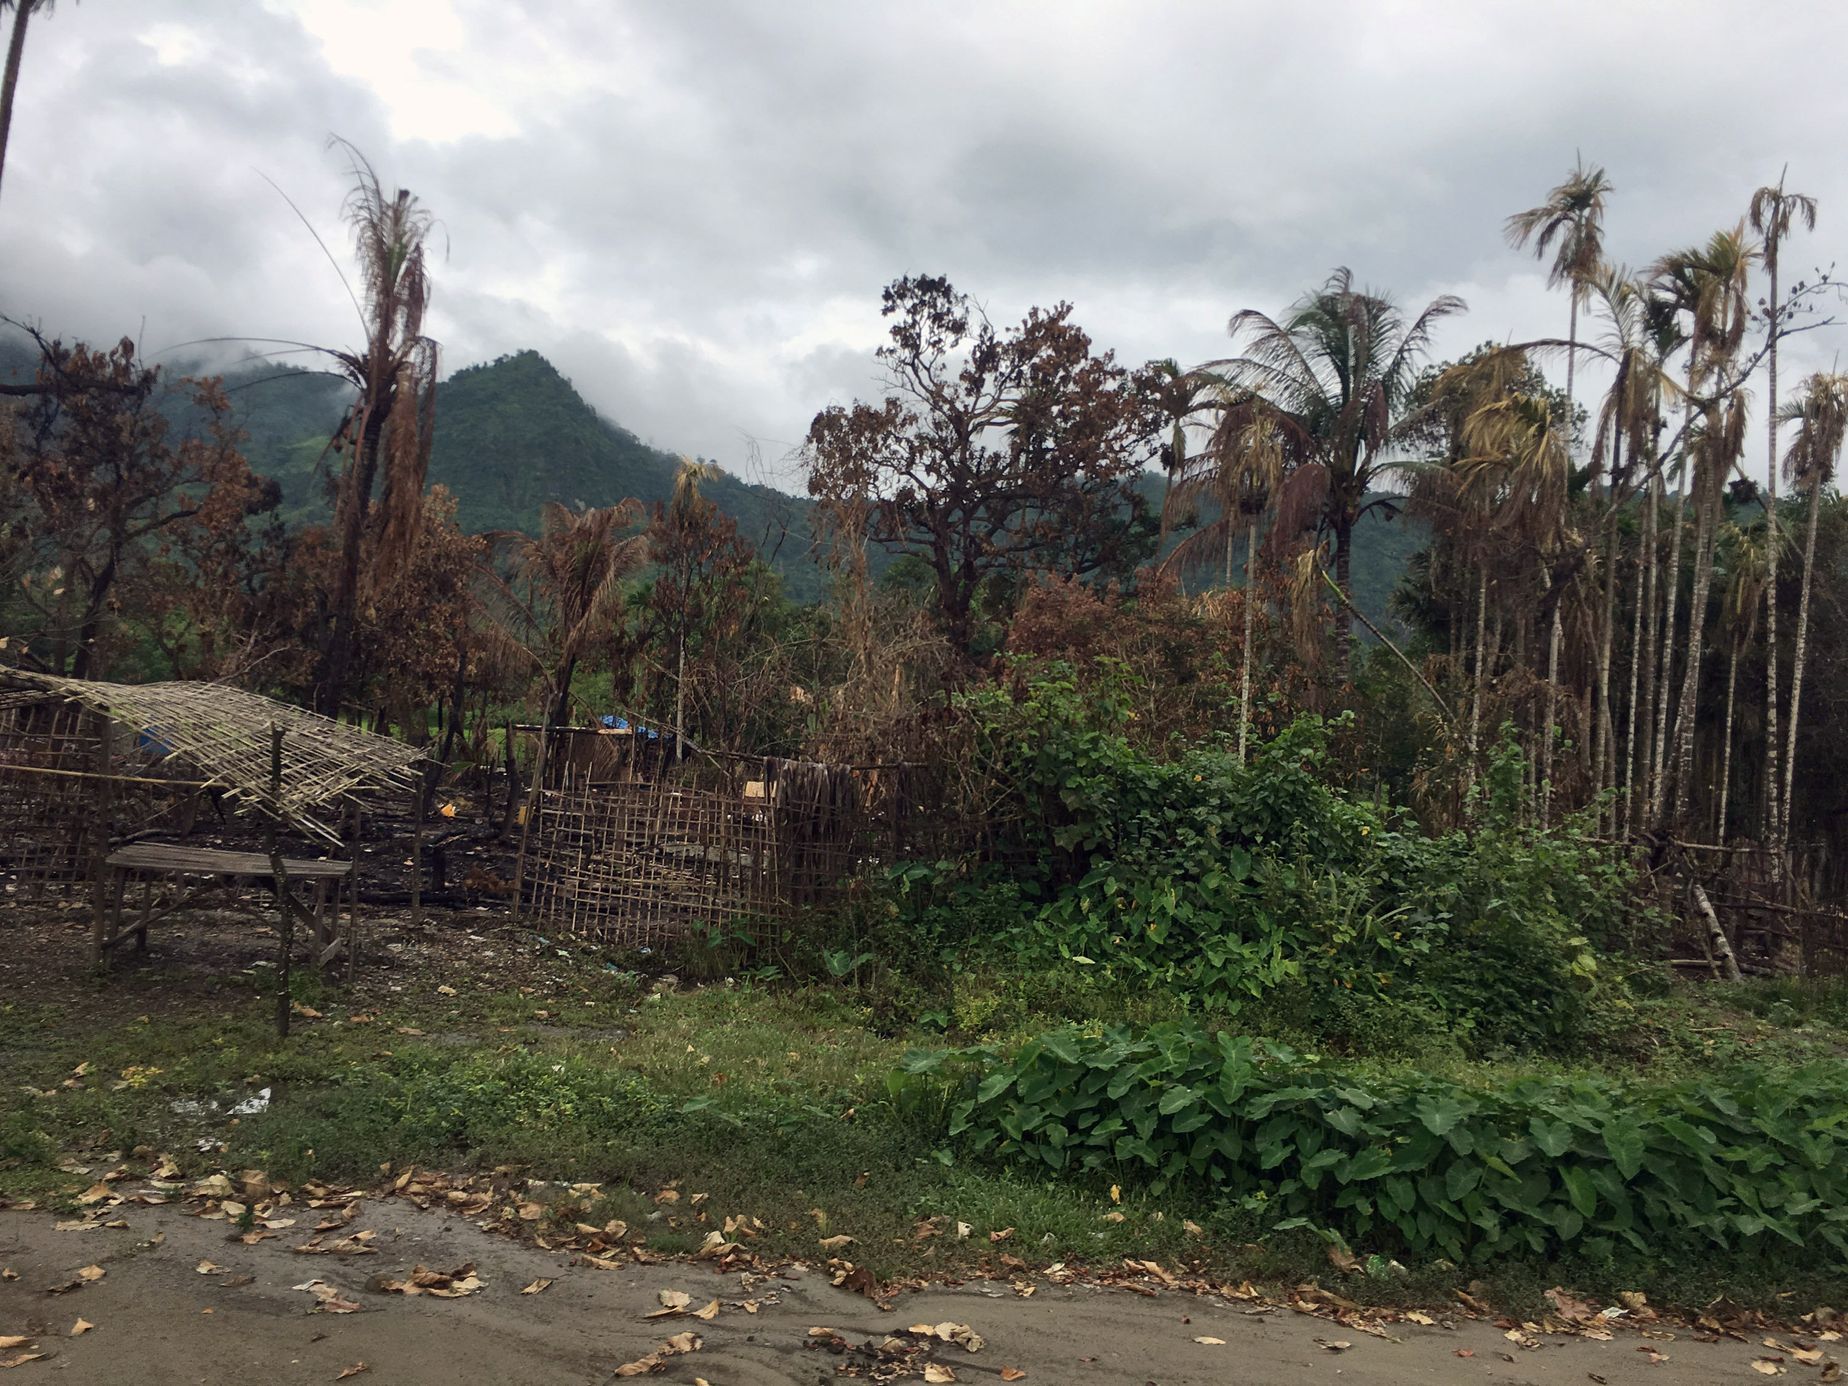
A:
[948, 665, 1633, 1056]
[911, 1023, 1848, 1265]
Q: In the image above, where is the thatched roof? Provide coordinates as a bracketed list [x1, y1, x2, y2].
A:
[1, 671, 423, 843]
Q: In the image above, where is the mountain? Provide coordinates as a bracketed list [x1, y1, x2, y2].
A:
[3, 333, 1420, 623]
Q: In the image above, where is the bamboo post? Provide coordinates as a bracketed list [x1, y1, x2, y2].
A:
[345, 797, 360, 985]
[88, 713, 114, 967]
[410, 770, 427, 929]
[512, 724, 551, 925]
[267, 724, 293, 1037]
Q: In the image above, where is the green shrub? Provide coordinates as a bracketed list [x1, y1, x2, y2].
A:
[907, 1023, 1848, 1266]
[943, 668, 1633, 1055]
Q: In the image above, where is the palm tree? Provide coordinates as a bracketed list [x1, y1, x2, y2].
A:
[1163, 397, 1295, 762]
[659, 457, 723, 757]
[0, 0, 54, 205]
[1653, 225, 1757, 824]
[1456, 389, 1573, 823]
[1505, 158, 1613, 466]
[312, 143, 441, 716]
[1747, 175, 1818, 840]
[1207, 268, 1465, 664]
[1775, 371, 1847, 857]
[496, 499, 648, 728]
[1712, 524, 1768, 839]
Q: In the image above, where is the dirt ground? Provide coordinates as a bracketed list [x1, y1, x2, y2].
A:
[0, 1201, 1810, 1386]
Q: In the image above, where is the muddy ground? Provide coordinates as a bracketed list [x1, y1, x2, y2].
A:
[0, 1200, 1810, 1385]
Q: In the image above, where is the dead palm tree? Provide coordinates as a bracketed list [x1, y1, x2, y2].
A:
[312, 142, 442, 716]
[1163, 396, 1296, 761]
[0, 0, 55, 205]
[1457, 389, 1573, 823]
[1653, 225, 1758, 824]
[1505, 158, 1613, 466]
[493, 499, 648, 729]
[1747, 175, 1818, 840]
[1205, 269, 1465, 665]
[1775, 371, 1847, 856]
[660, 457, 723, 756]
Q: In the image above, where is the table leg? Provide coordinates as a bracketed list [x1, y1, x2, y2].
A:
[135, 877, 151, 953]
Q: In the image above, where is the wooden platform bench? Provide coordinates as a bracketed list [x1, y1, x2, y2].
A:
[93, 842, 357, 969]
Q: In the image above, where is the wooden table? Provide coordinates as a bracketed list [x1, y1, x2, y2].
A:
[94, 842, 356, 968]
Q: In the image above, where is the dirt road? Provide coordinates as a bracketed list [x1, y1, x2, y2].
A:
[0, 1201, 1813, 1384]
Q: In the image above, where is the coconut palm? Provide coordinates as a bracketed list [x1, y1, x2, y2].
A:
[1653, 225, 1758, 824]
[0, 0, 54, 205]
[1748, 175, 1818, 839]
[312, 143, 442, 716]
[1776, 371, 1847, 855]
[1206, 268, 1465, 664]
[1505, 158, 1613, 464]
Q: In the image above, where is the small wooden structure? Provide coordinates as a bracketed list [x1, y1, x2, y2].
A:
[96, 843, 354, 967]
[521, 753, 930, 949]
[0, 671, 423, 984]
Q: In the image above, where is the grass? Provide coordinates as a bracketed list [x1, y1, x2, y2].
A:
[2, 917, 1847, 1321]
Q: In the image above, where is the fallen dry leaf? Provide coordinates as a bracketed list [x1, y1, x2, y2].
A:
[1000, 1370, 1026, 1383]
[693, 1300, 720, 1322]
[69, 1319, 93, 1337]
[520, 1279, 553, 1296]
[292, 1279, 361, 1314]
[658, 1289, 692, 1311]
[1193, 1335, 1227, 1345]
[77, 1265, 105, 1282]
[335, 1365, 370, 1380]
[817, 1234, 855, 1251]
[1317, 1338, 1353, 1352]
[1752, 1362, 1785, 1376]
[1406, 1311, 1436, 1326]
[0, 1351, 46, 1369]
[614, 1330, 703, 1377]
[923, 1367, 957, 1385]
[988, 1227, 1015, 1243]
[1453, 1348, 1475, 1358]
[195, 1260, 225, 1275]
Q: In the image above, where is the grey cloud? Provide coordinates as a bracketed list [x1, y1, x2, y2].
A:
[4, 0, 1847, 490]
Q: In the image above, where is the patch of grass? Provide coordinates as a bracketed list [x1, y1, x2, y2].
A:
[3, 935, 1847, 1317]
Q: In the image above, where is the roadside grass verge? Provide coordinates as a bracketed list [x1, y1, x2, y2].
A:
[1, 951, 1846, 1318]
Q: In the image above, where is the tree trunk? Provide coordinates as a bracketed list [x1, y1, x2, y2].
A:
[1692, 881, 1743, 982]
[1237, 520, 1256, 765]
[1649, 457, 1688, 825]
[1466, 561, 1488, 808]
[316, 417, 385, 716]
[1540, 579, 1562, 829]
[1669, 464, 1721, 825]
[1763, 254, 1783, 843]
[1780, 474, 1825, 853]
[1565, 291, 1580, 467]
[1718, 642, 1738, 841]
[0, 0, 35, 205]
[1631, 472, 1661, 836]
[1331, 510, 1355, 669]
[1593, 510, 1619, 830]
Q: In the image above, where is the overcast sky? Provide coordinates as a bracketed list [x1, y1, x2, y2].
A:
[4, 0, 1847, 489]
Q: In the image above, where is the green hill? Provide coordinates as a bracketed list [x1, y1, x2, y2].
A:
[3, 332, 1418, 622]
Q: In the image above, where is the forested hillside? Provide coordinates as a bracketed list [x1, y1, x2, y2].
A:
[1, 334, 1419, 619]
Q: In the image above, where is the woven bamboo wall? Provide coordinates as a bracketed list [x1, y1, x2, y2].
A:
[523, 760, 926, 948]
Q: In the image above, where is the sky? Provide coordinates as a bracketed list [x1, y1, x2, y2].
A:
[4, 0, 1847, 490]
